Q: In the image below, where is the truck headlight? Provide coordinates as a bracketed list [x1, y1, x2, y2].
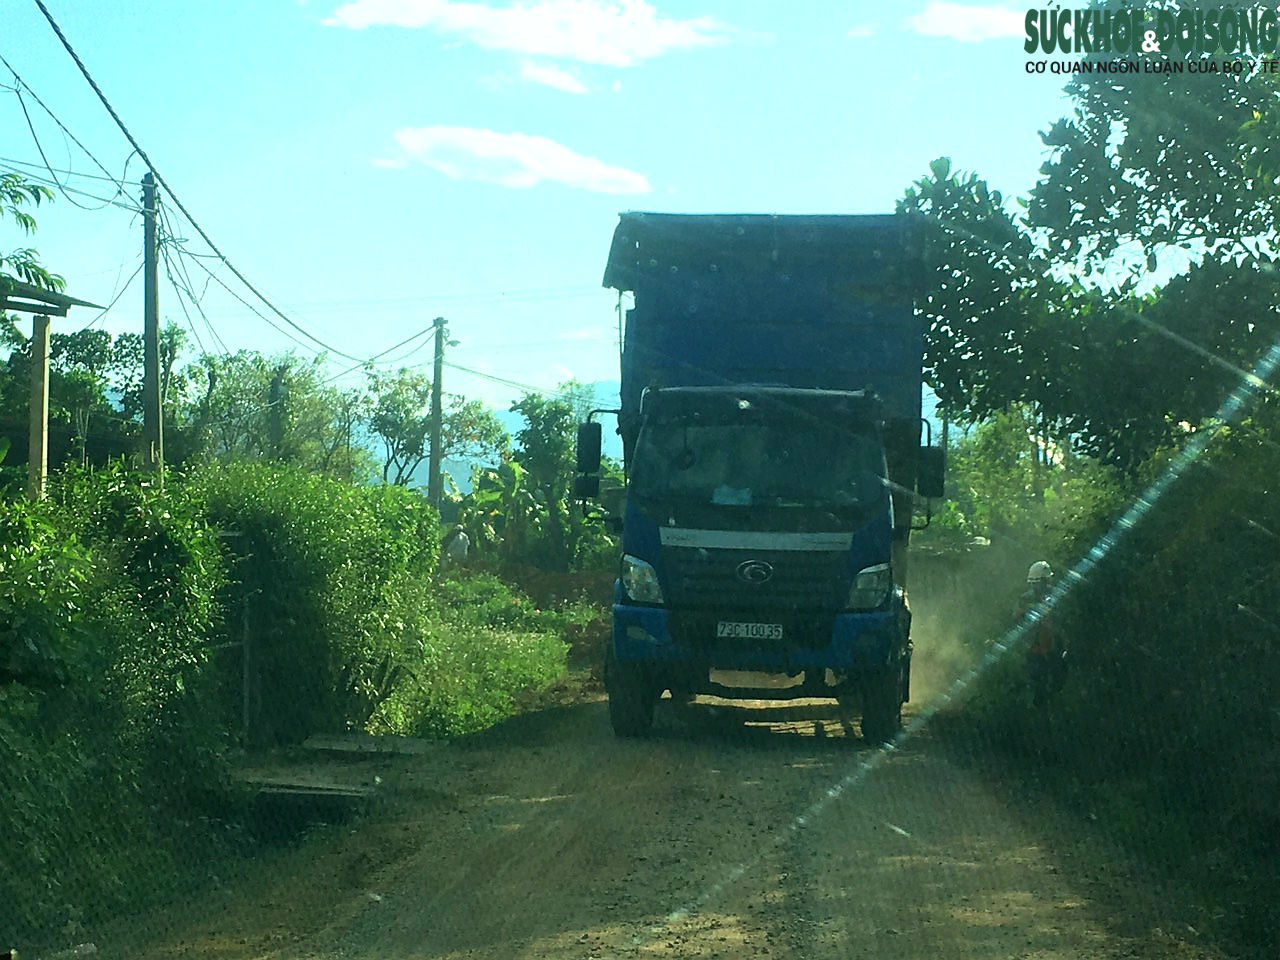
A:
[847, 563, 892, 611]
[621, 554, 665, 604]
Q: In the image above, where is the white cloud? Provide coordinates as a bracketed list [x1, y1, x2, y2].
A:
[907, 2, 1023, 42]
[384, 126, 651, 193]
[846, 23, 875, 39]
[519, 59, 588, 93]
[323, 0, 728, 66]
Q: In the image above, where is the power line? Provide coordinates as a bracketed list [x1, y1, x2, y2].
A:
[381, 333, 435, 368]
[276, 287, 606, 313]
[159, 242, 208, 356]
[0, 153, 129, 185]
[193, 328, 438, 434]
[239, 285, 601, 311]
[14, 87, 113, 211]
[451, 335, 612, 352]
[0, 52, 130, 198]
[76, 259, 143, 330]
[176, 248, 347, 357]
[158, 204, 232, 355]
[441, 359, 590, 401]
[0, 159, 141, 212]
[33, 0, 366, 363]
[320, 327, 437, 385]
[160, 286, 610, 324]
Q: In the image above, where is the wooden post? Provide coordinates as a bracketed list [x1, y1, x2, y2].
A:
[242, 595, 252, 745]
[143, 172, 164, 481]
[427, 317, 446, 510]
[27, 314, 50, 501]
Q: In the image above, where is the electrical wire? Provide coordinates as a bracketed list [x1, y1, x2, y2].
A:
[14, 87, 113, 211]
[221, 285, 604, 314]
[33, 0, 366, 363]
[158, 205, 233, 355]
[169, 286, 610, 324]
[440, 359, 593, 402]
[75, 259, 143, 330]
[450, 336, 612, 352]
[0, 52, 130, 200]
[159, 241, 209, 356]
[380, 333, 435, 367]
[319, 327, 437, 385]
[0, 160, 141, 212]
[194, 327, 439, 435]
[0, 153, 127, 185]
[175, 246, 356, 358]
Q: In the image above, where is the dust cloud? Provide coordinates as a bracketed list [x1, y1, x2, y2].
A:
[908, 542, 1027, 707]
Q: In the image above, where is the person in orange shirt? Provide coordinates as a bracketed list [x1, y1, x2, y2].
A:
[1015, 561, 1068, 707]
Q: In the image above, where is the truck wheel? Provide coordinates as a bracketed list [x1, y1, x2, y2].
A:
[861, 662, 903, 745]
[605, 648, 655, 737]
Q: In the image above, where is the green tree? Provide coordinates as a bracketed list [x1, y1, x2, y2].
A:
[366, 367, 507, 486]
[173, 351, 373, 479]
[1020, 47, 1280, 466]
[1028, 49, 1280, 269]
[0, 172, 63, 292]
[109, 323, 188, 424]
[450, 460, 543, 565]
[510, 393, 577, 570]
[508, 381, 617, 572]
[898, 157, 1100, 427]
[904, 147, 1280, 471]
[0, 322, 139, 468]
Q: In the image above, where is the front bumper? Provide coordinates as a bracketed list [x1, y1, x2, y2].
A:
[612, 602, 903, 675]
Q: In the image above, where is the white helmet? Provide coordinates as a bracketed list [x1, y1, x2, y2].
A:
[1027, 561, 1054, 583]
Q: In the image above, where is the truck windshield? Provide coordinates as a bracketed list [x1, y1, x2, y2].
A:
[631, 420, 884, 509]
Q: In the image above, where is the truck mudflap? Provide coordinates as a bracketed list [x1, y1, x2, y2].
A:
[611, 603, 903, 675]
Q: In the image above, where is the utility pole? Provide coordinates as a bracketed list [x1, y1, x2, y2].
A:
[427, 316, 447, 511]
[27, 314, 50, 500]
[269, 364, 288, 460]
[142, 172, 163, 481]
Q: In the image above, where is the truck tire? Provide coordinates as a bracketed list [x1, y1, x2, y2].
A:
[861, 661, 903, 744]
[605, 647, 655, 737]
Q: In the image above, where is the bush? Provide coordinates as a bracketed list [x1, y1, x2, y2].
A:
[1, 470, 233, 943]
[188, 461, 440, 743]
[370, 572, 570, 737]
[962, 401, 1280, 953]
[433, 572, 545, 631]
[0, 462, 572, 947]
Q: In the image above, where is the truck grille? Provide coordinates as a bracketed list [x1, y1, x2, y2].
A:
[662, 546, 848, 611]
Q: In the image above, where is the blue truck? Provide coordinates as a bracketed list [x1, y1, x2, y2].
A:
[576, 212, 942, 742]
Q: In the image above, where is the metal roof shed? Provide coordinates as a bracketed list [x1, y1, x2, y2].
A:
[0, 278, 103, 499]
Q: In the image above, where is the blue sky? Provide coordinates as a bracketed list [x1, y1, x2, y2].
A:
[2, 1, 1074, 411]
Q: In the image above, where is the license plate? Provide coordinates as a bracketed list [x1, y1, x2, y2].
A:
[716, 621, 784, 640]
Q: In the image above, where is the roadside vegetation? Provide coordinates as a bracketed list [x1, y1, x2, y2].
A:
[0, 459, 599, 942]
[909, 56, 1280, 958]
[1, 176, 619, 943]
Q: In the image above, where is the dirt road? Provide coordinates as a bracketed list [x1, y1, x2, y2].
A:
[91, 683, 1223, 960]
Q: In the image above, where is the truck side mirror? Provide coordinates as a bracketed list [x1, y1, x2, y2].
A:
[917, 445, 945, 499]
[576, 422, 602, 474]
